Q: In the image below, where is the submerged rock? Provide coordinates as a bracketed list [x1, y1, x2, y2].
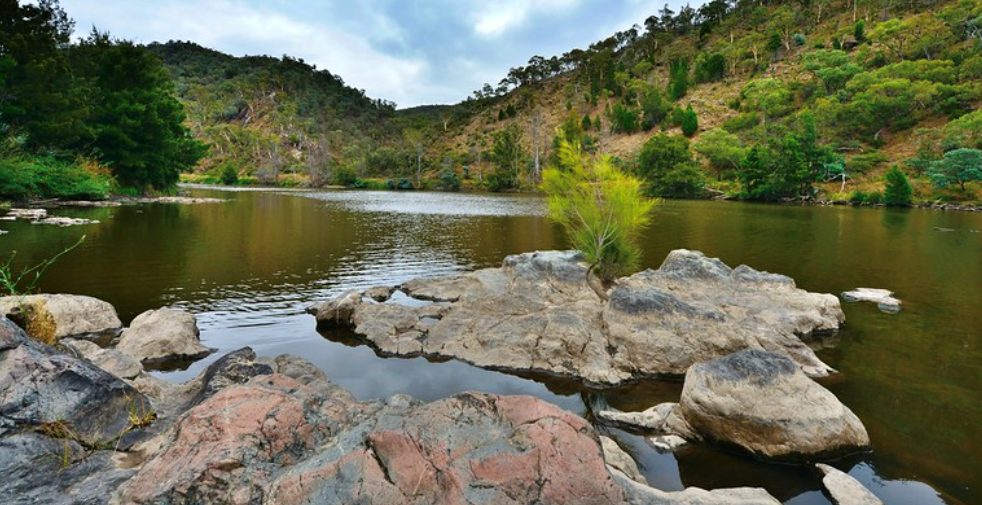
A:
[841, 288, 901, 313]
[816, 464, 883, 505]
[117, 307, 212, 367]
[5, 208, 47, 220]
[0, 294, 122, 344]
[310, 249, 843, 385]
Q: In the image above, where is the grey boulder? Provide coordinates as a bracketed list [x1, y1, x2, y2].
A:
[0, 294, 122, 343]
[816, 464, 883, 505]
[117, 308, 212, 367]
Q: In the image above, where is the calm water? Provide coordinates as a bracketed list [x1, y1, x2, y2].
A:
[1, 188, 979, 505]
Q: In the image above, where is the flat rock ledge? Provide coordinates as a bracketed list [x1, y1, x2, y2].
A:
[1, 320, 783, 505]
[310, 249, 844, 386]
[841, 288, 901, 313]
[596, 350, 870, 462]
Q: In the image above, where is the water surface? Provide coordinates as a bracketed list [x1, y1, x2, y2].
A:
[1, 189, 978, 505]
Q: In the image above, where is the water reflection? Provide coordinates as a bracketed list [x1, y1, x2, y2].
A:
[1, 188, 977, 505]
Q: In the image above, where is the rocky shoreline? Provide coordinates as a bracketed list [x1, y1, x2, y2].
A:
[0, 249, 886, 504]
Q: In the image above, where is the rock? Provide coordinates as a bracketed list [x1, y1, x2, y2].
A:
[601, 436, 646, 484]
[310, 249, 843, 385]
[677, 350, 869, 460]
[136, 196, 225, 205]
[117, 308, 212, 367]
[0, 318, 152, 447]
[112, 373, 374, 505]
[184, 346, 273, 408]
[816, 464, 883, 505]
[266, 392, 627, 505]
[31, 217, 100, 226]
[841, 288, 901, 313]
[5, 208, 47, 220]
[610, 468, 781, 505]
[649, 435, 688, 452]
[596, 403, 676, 431]
[0, 294, 122, 344]
[61, 338, 143, 379]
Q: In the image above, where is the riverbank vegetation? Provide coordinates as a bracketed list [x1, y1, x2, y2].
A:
[2, 0, 980, 208]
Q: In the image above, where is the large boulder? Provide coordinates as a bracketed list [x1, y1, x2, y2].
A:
[309, 250, 843, 385]
[0, 318, 151, 447]
[678, 350, 869, 460]
[116, 308, 212, 367]
[0, 294, 122, 344]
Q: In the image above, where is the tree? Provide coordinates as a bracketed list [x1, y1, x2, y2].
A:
[69, 32, 205, 190]
[608, 103, 639, 133]
[694, 52, 726, 83]
[741, 78, 792, 126]
[402, 128, 424, 187]
[640, 88, 670, 130]
[637, 133, 693, 195]
[883, 166, 913, 206]
[488, 124, 524, 191]
[680, 105, 698, 137]
[541, 138, 655, 300]
[802, 50, 861, 93]
[928, 148, 982, 191]
[667, 58, 689, 101]
[693, 128, 747, 179]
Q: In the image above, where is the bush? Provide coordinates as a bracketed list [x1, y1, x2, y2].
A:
[0, 156, 112, 201]
[849, 190, 882, 204]
[218, 162, 239, 185]
[694, 53, 726, 83]
[651, 162, 706, 198]
[680, 106, 698, 137]
[608, 103, 639, 134]
[668, 59, 689, 101]
[333, 165, 359, 186]
[438, 169, 460, 191]
[793, 33, 806, 46]
[883, 166, 913, 206]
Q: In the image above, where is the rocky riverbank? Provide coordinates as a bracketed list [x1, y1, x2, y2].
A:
[0, 249, 886, 504]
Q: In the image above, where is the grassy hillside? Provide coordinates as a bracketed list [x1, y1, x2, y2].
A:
[160, 0, 981, 203]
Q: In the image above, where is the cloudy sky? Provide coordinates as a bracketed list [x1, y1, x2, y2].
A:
[59, 0, 699, 108]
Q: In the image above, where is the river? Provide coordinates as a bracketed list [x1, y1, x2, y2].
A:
[1, 187, 978, 504]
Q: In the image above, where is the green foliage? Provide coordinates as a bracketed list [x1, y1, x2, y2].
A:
[541, 138, 655, 286]
[333, 165, 359, 186]
[218, 161, 239, 185]
[653, 161, 706, 198]
[849, 190, 882, 205]
[740, 79, 792, 122]
[437, 169, 460, 191]
[680, 105, 698, 137]
[693, 128, 747, 177]
[0, 156, 111, 201]
[668, 59, 689, 101]
[929, 148, 982, 191]
[802, 50, 861, 93]
[943, 109, 982, 149]
[693, 53, 726, 83]
[737, 116, 832, 202]
[608, 103, 639, 134]
[637, 133, 701, 197]
[854, 20, 866, 42]
[640, 88, 670, 130]
[793, 33, 806, 46]
[581, 114, 592, 131]
[883, 166, 913, 206]
[487, 125, 524, 191]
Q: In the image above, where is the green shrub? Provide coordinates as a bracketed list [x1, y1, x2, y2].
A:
[651, 162, 706, 198]
[883, 166, 913, 206]
[218, 162, 239, 185]
[848, 151, 889, 174]
[694, 53, 726, 83]
[793, 33, 807, 46]
[723, 112, 759, 132]
[668, 59, 689, 101]
[608, 103, 639, 134]
[680, 106, 699, 137]
[0, 157, 111, 201]
[438, 169, 460, 191]
[333, 165, 359, 186]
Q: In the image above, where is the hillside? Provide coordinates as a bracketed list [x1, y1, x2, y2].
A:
[161, 0, 981, 203]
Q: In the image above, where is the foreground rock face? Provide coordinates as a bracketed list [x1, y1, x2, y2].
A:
[310, 249, 843, 385]
[0, 319, 150, 447]
[0, 327, 784, 505]
[0, 294, 122, 343]
[62, 338, 143, 379]
[117, 308, 212, 366]
[597, 350, 869, 461]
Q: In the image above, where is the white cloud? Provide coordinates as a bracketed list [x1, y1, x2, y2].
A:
[472, 0, 581, 37]
[61, 0, 428, 107]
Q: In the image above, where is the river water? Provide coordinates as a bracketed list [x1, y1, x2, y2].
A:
[1, 188, 978, 504]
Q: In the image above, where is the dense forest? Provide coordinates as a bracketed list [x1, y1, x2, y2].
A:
[1, 0, 980, 204]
